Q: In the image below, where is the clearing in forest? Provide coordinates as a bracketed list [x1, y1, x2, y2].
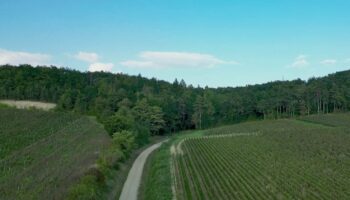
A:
[0, 100, 56, 110]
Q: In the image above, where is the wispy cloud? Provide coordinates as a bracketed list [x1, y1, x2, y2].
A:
[88, 62, 114, 72]
[73, 51, 114, 72]
[320, 59, 337, 65]
[289, 55, 309, 68]
[0, 48, 51, 66]
[120, 51, 238, 69]
[74, 52, 99, 63]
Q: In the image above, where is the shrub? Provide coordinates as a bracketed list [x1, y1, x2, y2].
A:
[112, 130, 135, 157]
[97, 148, 124, 172]
[67, 175, 100, 200]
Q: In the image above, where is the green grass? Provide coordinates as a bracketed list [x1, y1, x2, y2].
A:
[139, 141, 173, 200]
[0, 102, 11, 109]
[0, 108, 110, 200]
[299, 112, 350, 127]
[138, 131, 201, 200]
[172, 116, 350, 200]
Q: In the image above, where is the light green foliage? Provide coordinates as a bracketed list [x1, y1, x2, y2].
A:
[140, 141, 173, 200]
[67, 175, 101, 200]
[0, 102, 11, 109]
[104, 112, 134, 135]
[173, 117, 350, 200]
[97, 147, 124, 172]
[192, 95, 214, 129]
[112, 130, 136, 156]
[0, 108, 110, 200]
[133, 99, 165, 135]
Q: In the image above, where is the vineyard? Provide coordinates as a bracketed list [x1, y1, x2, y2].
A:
[300, 113, 350, 128]
[172, 116, 350, 200]
[0, 108, 110, 199]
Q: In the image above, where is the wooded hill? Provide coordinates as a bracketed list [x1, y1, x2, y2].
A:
[1, 65, 349, 134]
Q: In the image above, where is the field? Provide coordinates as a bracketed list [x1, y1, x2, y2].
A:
[300, 113, 350, 128]
[0, 100, 56, 110]
[0, 108, 110, 200]
[172, 116, 350, 200]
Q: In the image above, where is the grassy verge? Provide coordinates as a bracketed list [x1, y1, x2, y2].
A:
[138, 140, 173, 200]
[106, 140, 160, 200]
[138, 130, 203, 200]
[66, 134, 168, 200]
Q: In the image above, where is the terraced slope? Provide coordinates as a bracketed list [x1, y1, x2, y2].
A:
[0, 108, 110, 200]
[173, 119, 350, 200]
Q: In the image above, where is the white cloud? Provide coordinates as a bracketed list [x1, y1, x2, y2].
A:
[74, 52, 99, 63]
[289, 55, 309, 68]
[320, 59, 337, 65]
[120, 51, 238, 69]
[88, 62, 114, 72]
[0, 49, 51, 66]
[120, 60, 155, 68]
[73, 51, 117, 72]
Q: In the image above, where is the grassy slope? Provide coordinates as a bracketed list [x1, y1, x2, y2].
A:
[299, 112, 350, 127]
[0, 108, 110, 200]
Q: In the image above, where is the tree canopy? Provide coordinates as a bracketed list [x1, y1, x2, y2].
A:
[1, 64, 349, 135]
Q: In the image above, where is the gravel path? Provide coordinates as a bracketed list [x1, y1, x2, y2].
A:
[119, 140, 168, 200]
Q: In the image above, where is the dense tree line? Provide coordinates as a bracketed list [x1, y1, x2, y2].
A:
[1, 64, 350, 137]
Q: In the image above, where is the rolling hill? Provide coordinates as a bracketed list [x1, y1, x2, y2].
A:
[0, 107, 110, 199]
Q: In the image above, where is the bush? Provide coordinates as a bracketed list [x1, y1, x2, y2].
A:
[85, 166, 106, 184]
[97, 148, 124, 172]
[67, 175, 100, 200]
[104, 114, 133, 135]
[112, 130, 135, 157]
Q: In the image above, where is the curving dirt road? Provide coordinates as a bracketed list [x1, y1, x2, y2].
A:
[119, 139, 168, 200]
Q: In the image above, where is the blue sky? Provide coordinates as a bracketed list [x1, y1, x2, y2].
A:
[0, 0, 349, 87]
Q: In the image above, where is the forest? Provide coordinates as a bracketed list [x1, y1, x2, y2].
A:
[0, 65, 349, 138]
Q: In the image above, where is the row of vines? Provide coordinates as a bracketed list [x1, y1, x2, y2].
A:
[172, 118, 350, 199]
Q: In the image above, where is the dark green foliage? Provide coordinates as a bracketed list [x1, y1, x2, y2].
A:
[133, 123, 150, 146]
[1, 65, 350, 133]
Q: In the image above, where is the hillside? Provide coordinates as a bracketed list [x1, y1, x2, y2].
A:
[143, 113, 350, 200]
[0, 108, 110, 200]
[1, 65, 350, 134]
[300, 112, 350, 127]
